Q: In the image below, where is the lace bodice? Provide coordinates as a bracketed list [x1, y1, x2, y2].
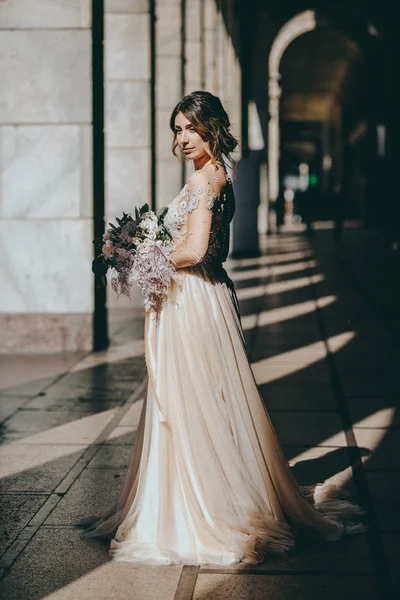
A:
[164, 170, 234, 269]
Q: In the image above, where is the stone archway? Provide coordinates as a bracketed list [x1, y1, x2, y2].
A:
[268, 10, 317, 204]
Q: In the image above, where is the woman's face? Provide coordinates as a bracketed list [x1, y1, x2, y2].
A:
[174, 112, 207, 161]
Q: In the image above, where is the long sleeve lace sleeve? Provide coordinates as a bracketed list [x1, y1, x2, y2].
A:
[170, 173, 217, 268]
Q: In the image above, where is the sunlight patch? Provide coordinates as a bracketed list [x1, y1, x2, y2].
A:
[241, 295, 336, 331]
[252, 331, 355, 384]
[71, 340, 145, 372]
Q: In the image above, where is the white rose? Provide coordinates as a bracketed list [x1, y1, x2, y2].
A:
[138, 241, 150, 254]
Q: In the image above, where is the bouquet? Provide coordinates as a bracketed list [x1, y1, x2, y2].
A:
[92, 204, 176, 312]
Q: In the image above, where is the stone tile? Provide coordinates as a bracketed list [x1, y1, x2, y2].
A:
[156, 159, 182, 210]
[87, 445, 133, 468]
[78, 125, 93, 218]
[268, 412, 346, 447]
[234, 277, 268, 292]
[230, 250, 312, 270]
[23, 394, 124, 412]
[156, 108, 176, 160]
[45, 467, 126, 525]
[108, 318, 145, 347]
[257, 320, 321, 337]
[57, 355, 146, 387]
[0, 221, 93, 313]
[251, 339, 328, 365]
[347, 398, 399, 427]
[106, 81, 150, 148]
[0, 444, 86, 492]
[106, 148, 150, 215]
[366, 472, 400, 532]
[205, 0, 217, 31]
[193, 573, 378, 600]
[46, 372, 137, 394]
[0, 0, 91, 28]
[243, 328, 254, 350]
[354, 428, 400, 470]
[104, 425, 138, 446]
[156, 57, 181, 109]
[200, 534, 372, 574]
[250, 344, 314, 362]
[1, 408, 117, 445]
[0, 494, 47, 554]
[0, 314, 92, 354]
[271, 362, 331, 383]
[260, 382, 336, 411]
[41, 381, 134, 400]
[382, 533, 400, 597]
[0, 354, 84, 395]
[334, 355, 397, 375]
[256, 331, 323, 348]
[340, 376, 399, 398]
[157, 4, 181, 55]
[0, 528, 181, 600]
[337, 334, 394, 354]
[108, 308, 144, 332]
[70, 343, 145, 376]
[119, 399, 144, 427]
[107, 280, 144, 309]
[186, 0, 201, 40]
[0, 31, 91, 123]
[1, 409, 109, 443]
[283, 445, 356, 490]
[0, 395, 30, 422]
[1, 125, 88, 219]
[105, 14, 150, 80]
[0, 379, 52, 399]
[185, 41, 202, 87]
[106, 0, 149, 11]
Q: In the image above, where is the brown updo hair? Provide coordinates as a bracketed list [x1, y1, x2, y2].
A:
[170, 91, 238, 169]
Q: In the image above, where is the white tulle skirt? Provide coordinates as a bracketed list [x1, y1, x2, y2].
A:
[80, 266, 365, 566]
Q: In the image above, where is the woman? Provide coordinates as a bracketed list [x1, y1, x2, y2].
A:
[80, 91, 364, 566]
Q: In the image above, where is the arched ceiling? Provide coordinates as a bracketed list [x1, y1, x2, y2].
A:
[279, 27, 363, 161]
[280, 27, 362, 123]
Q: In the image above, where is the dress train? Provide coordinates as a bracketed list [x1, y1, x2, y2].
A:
[80, 267, 365, 566]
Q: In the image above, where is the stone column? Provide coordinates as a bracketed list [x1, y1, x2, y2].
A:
[0, 0, 93, 353]
[104, 0, 151, 308]
[204, 0, 218, 94]
[329, 104, 343, 193]
[183, 0, 203, 180]
[155, 0, 183, 209]
[185, 0, 202, 93]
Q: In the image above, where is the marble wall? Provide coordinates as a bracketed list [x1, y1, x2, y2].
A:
[0, 0, 243, 350]
[156, 0, 183, 209]
[104, 0, 151, 309]
[0, 0, 93, 352]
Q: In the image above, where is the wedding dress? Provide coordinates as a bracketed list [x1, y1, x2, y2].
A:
[80, 167, 365, 566]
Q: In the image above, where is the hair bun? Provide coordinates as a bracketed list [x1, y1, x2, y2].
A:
[170, 91, 239, 167]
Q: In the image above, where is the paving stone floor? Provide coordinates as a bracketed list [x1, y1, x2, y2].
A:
[0, 228, 399, 599]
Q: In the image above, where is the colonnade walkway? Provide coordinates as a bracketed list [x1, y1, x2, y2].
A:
[0, 227, 398, 599]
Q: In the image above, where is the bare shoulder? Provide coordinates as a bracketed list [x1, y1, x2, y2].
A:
[188, 164, 227, 191]
[187, 170, 209, 190]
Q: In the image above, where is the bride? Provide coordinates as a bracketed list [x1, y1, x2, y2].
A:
[80, 91, 365, 566]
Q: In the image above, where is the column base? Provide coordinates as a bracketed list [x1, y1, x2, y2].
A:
[0, 313, 93, 354]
